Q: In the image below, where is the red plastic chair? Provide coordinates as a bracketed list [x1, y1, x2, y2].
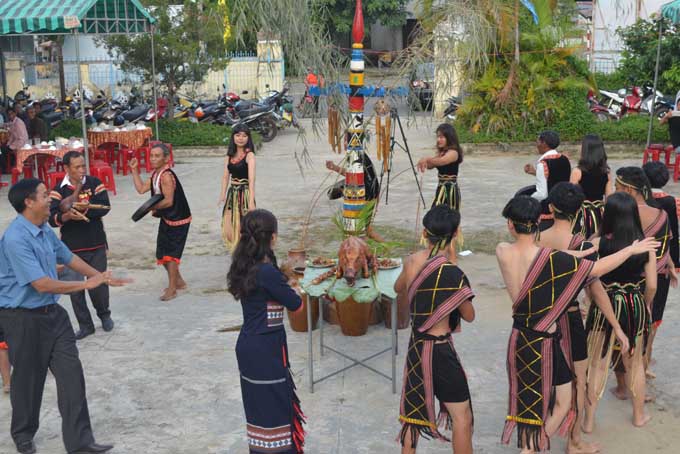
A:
[46, 171, 66, 189]
[97, 143, 117, 165]
[663, 145, 680, 182]
[643, 144, 666, 164]
[94, 165, 116, 195]
[115, 146, 135, 175]
[11, 165, 34, 184]
[135, 146, 152, 173]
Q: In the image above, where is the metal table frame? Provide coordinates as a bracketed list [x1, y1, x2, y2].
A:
[307, 295, 399, 394]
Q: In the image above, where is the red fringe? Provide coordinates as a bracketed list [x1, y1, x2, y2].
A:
[291, 378, 306, 453]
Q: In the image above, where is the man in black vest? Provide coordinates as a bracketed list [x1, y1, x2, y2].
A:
[130, 143, 191, 301]
[49, 151, 113, 340]
[523, 130, 571, 230]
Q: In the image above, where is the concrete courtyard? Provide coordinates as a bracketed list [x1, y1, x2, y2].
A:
[0, 117, 678, 453]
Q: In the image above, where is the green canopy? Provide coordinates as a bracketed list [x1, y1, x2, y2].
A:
[661, 0, 680, 24]
[0, 0, 155, 35]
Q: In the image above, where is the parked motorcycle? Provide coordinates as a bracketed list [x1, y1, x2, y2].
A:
[217, 105, 278, 142]
[588, 89, 617, 122]
[640, 86, 674, 119]
[619, 86, 642, 118]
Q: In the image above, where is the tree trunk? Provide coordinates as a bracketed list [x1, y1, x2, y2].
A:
[514, 0, 520, 64]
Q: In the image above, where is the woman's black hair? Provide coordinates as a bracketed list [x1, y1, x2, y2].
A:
[599, 192, 647, 270]
[435, 123, 463, 163]
[548, 182, 585, 221]
[423, 205, 461, 249]
[8, 178, 42, 213]
[502, 195, 541, 234]
[578, 134, 609, 174]
[642, 161, 669, 189]
[227, 209, 278, 300]
[616, 166, 655, 205]
[227, 123, 255, 158]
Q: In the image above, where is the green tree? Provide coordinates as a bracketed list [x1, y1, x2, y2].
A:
[618, 17, 680, 94]
[313, 0, 409, 46]
[97, 0, 229, 116]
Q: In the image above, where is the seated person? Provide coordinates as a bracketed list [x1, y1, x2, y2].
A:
[27, 106, 48, 142]
[1, 109, 28, 174]
[660, 91, 680, 153]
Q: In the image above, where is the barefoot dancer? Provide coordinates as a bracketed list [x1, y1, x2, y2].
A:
[643, 162, 680, 376]
[570, 135, 613, 239]
[496, 195, 657, 452]
[609, 167, 675, 389]
[538, 183, 629, 452]
[227, 210, 306, 453]
[584, 191, 657, 429]
[417, 123, 464, 211]
[130, 144, 191, 301]
[219, 124, 256, 251]
[395, 205, 474, 454]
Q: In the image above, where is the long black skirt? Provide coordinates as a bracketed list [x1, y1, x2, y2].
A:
[236, 330, 305, 453]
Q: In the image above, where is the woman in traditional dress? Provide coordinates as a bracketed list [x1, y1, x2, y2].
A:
[417, 123, 464, 210]
[227, 209, 306, 453]
[584, 192, 656, 429]
[395, 205, 475, 454]
[570, 134, 612, 238]
[220, 124, 256, 251]
[642, 162, 680, 377]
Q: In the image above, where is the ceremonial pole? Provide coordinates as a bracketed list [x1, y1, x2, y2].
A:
[343, 0, 367, 234]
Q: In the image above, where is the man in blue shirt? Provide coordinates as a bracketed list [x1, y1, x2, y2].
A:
[0, 179, 127, 454]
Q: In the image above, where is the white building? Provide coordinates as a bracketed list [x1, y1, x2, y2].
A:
[582, 0, 669, 73]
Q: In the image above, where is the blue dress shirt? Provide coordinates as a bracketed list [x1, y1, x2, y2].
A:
[0, 215, 74, 309]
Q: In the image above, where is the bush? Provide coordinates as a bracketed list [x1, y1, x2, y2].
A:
[50, 119, 262, 148]
[456, 89, 670, 144]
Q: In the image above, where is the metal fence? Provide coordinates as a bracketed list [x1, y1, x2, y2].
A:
[22, 51, 274, 99]
[591, 59, 619, 75]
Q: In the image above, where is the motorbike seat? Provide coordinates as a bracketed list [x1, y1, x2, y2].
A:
[238, 105, 271, 118]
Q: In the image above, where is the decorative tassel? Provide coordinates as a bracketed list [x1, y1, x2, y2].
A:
[290, 370, 306, 453]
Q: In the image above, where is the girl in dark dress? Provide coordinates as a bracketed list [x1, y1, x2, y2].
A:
[417, 123, 464, 211]
[220, 124, 256, 251]
[642, 161, 679, 378]
[227, 210, 305, 453]
[585, 193, 656, 429]
[570, 134, 612, 239]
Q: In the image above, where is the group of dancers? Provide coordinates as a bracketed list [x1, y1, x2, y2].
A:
[0, 119, 677, 454]
[225, 124, 677, 454]
[400, 127, 677, 453]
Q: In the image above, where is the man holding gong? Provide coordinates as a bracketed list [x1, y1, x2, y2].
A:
[130, 143, 191, 301]
[49, 151, 113, 340]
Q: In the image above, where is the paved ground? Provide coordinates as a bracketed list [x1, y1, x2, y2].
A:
[0, 118, 679, 453]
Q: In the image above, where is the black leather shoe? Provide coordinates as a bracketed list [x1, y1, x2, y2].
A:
[17, 441, 36, 454]
[101, 317, 114, 332]
[69, 442, 114, 453]
[74, 327, 95, 340]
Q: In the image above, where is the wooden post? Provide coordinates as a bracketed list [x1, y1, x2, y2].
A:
[344, 0, 367, 235]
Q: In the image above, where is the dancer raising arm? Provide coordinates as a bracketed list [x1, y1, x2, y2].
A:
[496, 195, 657, 453]
[417, 123, 464, 211]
